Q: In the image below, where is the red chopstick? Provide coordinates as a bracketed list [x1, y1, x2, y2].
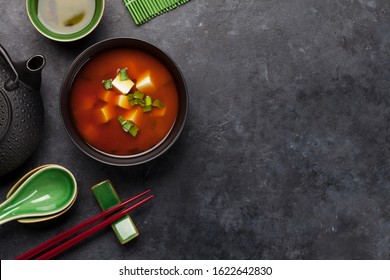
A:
[16, 189, 153, 260]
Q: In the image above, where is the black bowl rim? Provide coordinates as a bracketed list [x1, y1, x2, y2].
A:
[59, 37, 188, 166]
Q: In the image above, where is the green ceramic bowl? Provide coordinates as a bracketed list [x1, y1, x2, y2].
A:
[26, 0, 105, 42]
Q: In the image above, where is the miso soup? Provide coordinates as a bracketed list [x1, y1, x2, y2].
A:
[38, 0, 95, 34]
[69, 48, 179, 156]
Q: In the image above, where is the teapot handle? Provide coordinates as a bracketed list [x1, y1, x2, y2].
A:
[0, 44, 19, 91]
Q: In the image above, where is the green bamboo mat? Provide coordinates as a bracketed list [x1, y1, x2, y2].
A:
[124, 0, 191, 25]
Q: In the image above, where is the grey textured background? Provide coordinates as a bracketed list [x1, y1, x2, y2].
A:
[1, 0, 390, 259]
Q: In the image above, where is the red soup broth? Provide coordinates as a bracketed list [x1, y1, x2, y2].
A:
[70, 48, 179, 156]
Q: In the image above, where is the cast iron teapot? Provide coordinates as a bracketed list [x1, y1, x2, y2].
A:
[0, 44, 45, 176]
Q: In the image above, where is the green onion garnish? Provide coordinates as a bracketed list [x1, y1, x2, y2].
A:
[122, 122, 132, 132]
[102, 79, 112, 90]
[118, 115, 139, 138]
[133, 90, 144, 100]
[129, 125, 139, 137]
[127, 90, 165, 114]
[145, 96, 152, 107]
[143, 105, 152, 112]
[152, 99, 165, 109]
[119, 68, 129, 81]
[118, 115, 126, 125]
[130, 99, 139, 106]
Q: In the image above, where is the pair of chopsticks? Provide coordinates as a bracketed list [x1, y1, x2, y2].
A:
[16, 189, 153, 260]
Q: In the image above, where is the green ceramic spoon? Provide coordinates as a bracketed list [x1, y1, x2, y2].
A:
[6, 164, 77, 223]
[0, 165, 77, 225]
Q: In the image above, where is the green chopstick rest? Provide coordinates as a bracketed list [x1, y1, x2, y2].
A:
[91, 180, 139, 244]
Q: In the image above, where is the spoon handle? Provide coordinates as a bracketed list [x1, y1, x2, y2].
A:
[0, 201, 18, 225]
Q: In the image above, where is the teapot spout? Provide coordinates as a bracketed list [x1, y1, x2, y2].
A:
[15, 54, 46, 91]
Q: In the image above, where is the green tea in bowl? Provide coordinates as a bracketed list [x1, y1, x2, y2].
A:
[26, 0, 105, 42]
[37, 0, 96, 35]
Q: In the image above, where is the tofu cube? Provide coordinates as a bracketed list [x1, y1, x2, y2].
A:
[96, 105, 117, 124]
[98, 90, 117, 104]
[112, 74, 134, 95]
[152, 106, 166, 117]
[136, 72, 155, 94]
[123, 108, 141, 124]
[116, 95, 131, 109]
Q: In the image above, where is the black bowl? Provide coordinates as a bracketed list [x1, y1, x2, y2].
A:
[60, 38, 188, 166]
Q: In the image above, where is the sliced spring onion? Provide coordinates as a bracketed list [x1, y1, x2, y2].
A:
[118, 115, 139, 138]
[152, 99, 165, 108]
[129, 125, 139, 137]
[133, 90, 144, 100]
[119, 68, 129, 81]
[145, 96, 152, 107]
[143, 105, 152, 112]
[122, 122, 132, 132]
[130, 99, 139, 106]
[118, 115, 126, 125]
[102, 79, 112, 90]
[126, 89, 164, 114]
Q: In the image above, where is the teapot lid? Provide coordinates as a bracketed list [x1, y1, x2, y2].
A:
[0, 89, 11, 141]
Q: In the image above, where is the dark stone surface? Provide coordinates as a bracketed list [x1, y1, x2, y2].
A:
[0, 0, 390, 259]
